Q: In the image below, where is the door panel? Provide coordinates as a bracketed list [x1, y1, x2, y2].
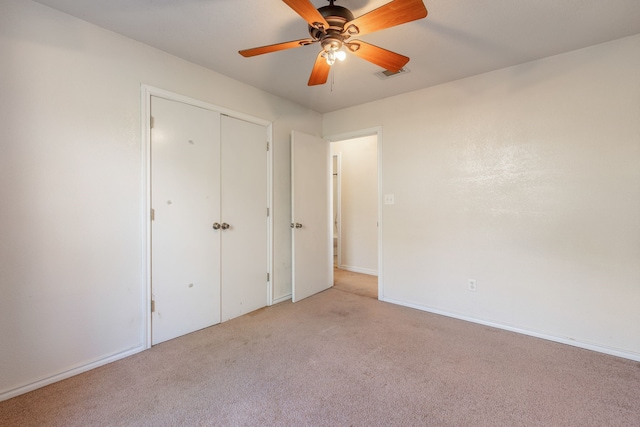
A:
[151, 96, 221, 345]
[221, 116, 268, 321]
[291, 131, 332, 302]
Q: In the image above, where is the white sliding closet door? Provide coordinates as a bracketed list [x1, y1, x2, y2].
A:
[151, 96, 221, 345]
[220, 115, 269, 322]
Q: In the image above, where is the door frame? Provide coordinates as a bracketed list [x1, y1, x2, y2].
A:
[141, 85, 273, 349]
[331, 153, 342, 267]
[325, 127, 383, 299]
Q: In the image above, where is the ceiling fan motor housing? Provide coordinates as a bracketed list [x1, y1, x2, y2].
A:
[308, 3, 355, 48]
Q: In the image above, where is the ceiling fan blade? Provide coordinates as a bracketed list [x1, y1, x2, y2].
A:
[345, 40, 409, 72]
[308, 51, 331, 86]
[345, 0, 427, 37]
[282, 0, 330, 30]
[239, 39, 316, 57]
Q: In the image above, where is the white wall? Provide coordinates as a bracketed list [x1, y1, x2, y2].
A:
[323, 34, 640, 359]
[0, 0, 321, 400]
[331, 136, 378, 275]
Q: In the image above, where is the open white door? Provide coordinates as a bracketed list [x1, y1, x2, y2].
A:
[291, 130, 332, 302]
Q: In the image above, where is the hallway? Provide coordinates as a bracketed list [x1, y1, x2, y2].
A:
[333, 267, 377, 299]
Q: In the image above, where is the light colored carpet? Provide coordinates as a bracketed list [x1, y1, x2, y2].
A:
[333, 267, 378, 299]
[2, 288, 639, 426]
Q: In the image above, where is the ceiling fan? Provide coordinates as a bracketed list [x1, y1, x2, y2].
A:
[239, 0, 428, 86]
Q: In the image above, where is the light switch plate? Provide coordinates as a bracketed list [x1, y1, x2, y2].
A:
[384, 194, 395, 205]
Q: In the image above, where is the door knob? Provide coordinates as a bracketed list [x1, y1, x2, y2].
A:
[221, 222, 230, 230]
[212, 222, 221, 230]
[295, 223, 303, 229]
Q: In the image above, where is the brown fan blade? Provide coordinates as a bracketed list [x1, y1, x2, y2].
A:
[344, 0, 427, 37]
[345, 40, 409, 72]
[239, 39, 316, 57]
[283, 0, 330, 30]
[308, 51, 331, 86]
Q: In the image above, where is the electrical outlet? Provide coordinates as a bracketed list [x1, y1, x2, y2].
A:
[468, 279, 477, 291]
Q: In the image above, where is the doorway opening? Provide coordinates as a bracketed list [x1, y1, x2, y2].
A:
[330, 132, 380, 299]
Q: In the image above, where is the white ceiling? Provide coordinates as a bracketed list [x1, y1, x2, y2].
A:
[33, 0, 640, 113]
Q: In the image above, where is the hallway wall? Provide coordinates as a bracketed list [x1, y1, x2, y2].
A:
[332, 135, 378, 275]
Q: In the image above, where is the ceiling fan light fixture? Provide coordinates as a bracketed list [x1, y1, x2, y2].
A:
[321, 37, 346, 65]
[322, 48, 345, 65]
[322, 50, 336, 65]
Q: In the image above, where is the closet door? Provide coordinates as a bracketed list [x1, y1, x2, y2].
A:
[150, 96, 221, 345]
[220, 115, 268, 322]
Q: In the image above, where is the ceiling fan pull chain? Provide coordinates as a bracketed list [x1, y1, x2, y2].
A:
[331, 67, 335, 92]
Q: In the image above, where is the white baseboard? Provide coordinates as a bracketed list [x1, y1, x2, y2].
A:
[381, 296, 640, 362]
[10, 296, 635, 403]
[338, 265, 378, 276]
[0, 345, 146, 402]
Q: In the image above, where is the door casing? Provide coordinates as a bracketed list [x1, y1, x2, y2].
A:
[332, 153, 342, 268]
